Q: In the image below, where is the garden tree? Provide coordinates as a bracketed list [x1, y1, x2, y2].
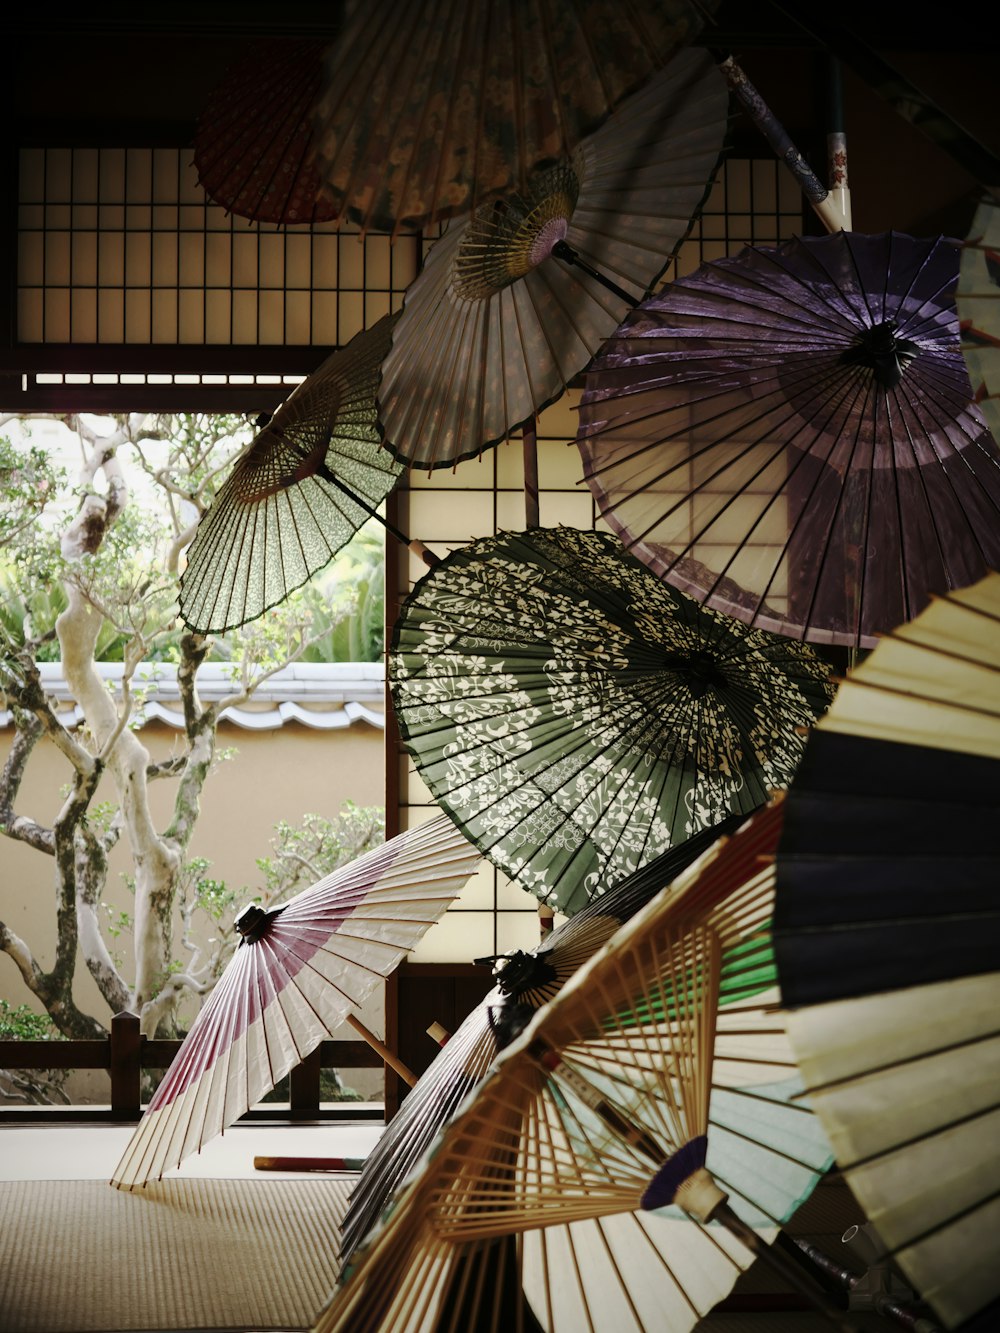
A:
[0, 413, 384, 1055]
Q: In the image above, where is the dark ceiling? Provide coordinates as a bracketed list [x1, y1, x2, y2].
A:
[10, 0, 998, 240]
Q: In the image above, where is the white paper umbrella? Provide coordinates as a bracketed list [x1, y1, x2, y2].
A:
[378, 51, 728, 469]
[111, 815, 481, 1191]
[775, 572, 1000, 1329]
[316, 801, 838, 1333]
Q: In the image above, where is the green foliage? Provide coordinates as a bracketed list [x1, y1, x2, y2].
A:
[101, 904, 133, 941]
[0, 433, 68, 653]
[192, 870, 238, 924]
[1, 415, 387, 1090]
[0, 1002, 70, 1105]
[0, 433, 66, 584]
[255, 803, 386, 904]
[296, 524, 385, 664]
[0, 1000, 63, 1041]
[1, 420, 385, 666]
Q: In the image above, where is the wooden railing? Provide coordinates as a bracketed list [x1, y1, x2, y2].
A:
[0, 1010, 384, 1121]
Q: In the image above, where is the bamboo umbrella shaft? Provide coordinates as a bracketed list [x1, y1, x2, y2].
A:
[715, 1202, 860, 1332]
[312, 457, 438, 567]
[552, 239, 636, 302]
[826, 57, 853, 232]
[254, 1154, 365, 1172]
[719, 56, 844, 235]
[347, 1012, 419, 1086]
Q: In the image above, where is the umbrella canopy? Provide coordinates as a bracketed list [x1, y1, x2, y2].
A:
[577, 230, 1000, 647]
[310, 0, 714, 236]
[111, 815, 481, 1191]
[378, 50, 728, 469]
[178, 316, 402, 634]
[193, 39, 337, 225]
[316, 800, 835, 1333]
[958, 193, 1000, 446]
[389, 526, 834, 915]
[339, 811, 747, 1263]
[774, 572, 1000, 1330]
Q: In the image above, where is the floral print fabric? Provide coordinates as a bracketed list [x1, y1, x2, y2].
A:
[390, 527, 834, 914]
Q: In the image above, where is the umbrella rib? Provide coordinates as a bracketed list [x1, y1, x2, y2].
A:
[594, 351, 869, 610]
[800, 1022, 1000, 1098]
[820, 671, 1000, 717]
[795, 371, 877, 641]
[579, 355, 859, 493]
[678, 246, 873, 341]
[846, 1098, 1000, 1175]
[876, 1184, 1000, 1264]
[405, 0, 472, 230]
[703, 365, 883, 621]
[326, 4, 429, 231]
[197, 441, 278, 621]
[623, 1213, 708, 1320]
[587, 1217, 649, 1329]
[892, 375, 1000, 569]
[710, 1111, 833, 1176]
[239, 46, 321, 219]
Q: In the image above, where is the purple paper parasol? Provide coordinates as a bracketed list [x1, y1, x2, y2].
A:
[577, 230, 1000, 648]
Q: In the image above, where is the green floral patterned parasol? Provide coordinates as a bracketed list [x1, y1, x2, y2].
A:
[389, 527, 835, 914]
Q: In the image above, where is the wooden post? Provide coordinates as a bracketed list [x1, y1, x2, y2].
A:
[109, 1011, 143, 1119]
[523, 416, 540, 529]
[384, 968, 400, 1122]
[288, 1047, 322, 1117]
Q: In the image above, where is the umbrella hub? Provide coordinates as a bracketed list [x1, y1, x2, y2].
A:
[453, 163, 580, 300]
[661, 648, 729, 698]
[484, 948, 559, 997]
[640, 1135, 728, 1223]
[234, 902, 284, 945]
[839, 319, 920, 389]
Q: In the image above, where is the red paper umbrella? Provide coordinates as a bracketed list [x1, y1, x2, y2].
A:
[193, 38, 336, 225]
[311, 0, 714, 235]
[110, 816, 481, 1190]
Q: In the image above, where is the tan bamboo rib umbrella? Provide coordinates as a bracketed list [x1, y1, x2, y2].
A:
[315, 801, 840, 1333]
[338, 812, 747, 1265]
[178, 316, 406, 634]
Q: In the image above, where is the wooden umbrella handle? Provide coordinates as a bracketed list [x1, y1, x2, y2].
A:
[254, 1155, 365, 1172]
[346, 1013, 418, 1087]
